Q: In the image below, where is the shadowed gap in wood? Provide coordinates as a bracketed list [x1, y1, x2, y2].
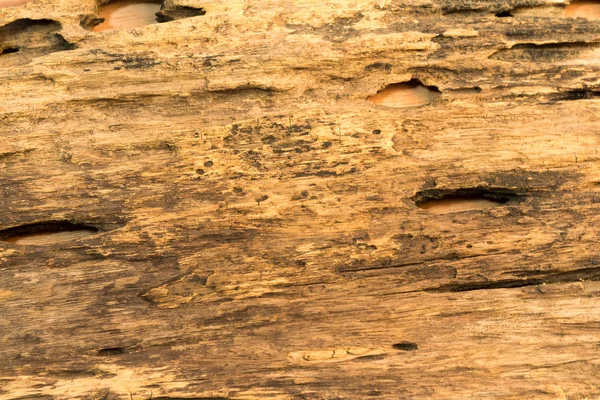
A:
[92, 0, 162, 32]
[417, 197, 506, 213]
[368, 79, 441, 108]
[0, 222, 99, 245]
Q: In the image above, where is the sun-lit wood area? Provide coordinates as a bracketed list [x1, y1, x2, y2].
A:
[0, 0, 31, 8]
[565, 0, 600, 19]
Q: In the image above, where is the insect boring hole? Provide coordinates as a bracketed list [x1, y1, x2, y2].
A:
[0, 221, 100, 245]
[97, 347, 126, 356]
[368, 79, 441, 108]
[91, 0, 162, 32]
[393, 342, 419, 351]
[415, 188, 519, 214]
[1, 47, 19, 55]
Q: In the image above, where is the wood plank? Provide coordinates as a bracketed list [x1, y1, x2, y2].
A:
[1, 0, 600, 398]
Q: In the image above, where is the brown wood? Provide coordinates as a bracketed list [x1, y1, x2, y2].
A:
[2, 0, 600, 398]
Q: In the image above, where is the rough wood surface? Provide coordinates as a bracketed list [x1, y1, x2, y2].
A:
[2, 0, 600, 398]
[91, 0, 162, 32]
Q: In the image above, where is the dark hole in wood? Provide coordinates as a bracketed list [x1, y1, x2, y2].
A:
[415, 187, 519, 214]
[554, 89, 600, 101]
[97, 347, 126, 356]
[91, 0, 162, 32]
[0, 221, 100, 245]
[495, 10, 513, 17]
[393, 342, 418, 351]
[0, 19, 75, 69]
[1, 47, 19, 55]
[368, 79, 441, 108]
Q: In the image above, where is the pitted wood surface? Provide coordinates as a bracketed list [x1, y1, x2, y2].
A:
[2, 0, 600, 399]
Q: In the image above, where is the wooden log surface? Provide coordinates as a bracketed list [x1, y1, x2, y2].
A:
[2, 0, 600, 398]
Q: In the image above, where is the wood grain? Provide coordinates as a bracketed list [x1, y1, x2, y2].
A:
[1, 0, 600, 398]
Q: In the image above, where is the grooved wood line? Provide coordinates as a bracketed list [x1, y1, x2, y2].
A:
[2, 0, 600, 399]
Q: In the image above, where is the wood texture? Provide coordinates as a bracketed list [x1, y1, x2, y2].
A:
[2, 0, 600, 399]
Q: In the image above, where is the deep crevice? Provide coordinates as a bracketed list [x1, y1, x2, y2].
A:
[0, 221, 100, 245]
[90, 0, 162, 32]
[414, 187, 520, 214]
[88, 0, 206, 31]
[551, 89, 600, 101]
[368, 79, 441, 108]
[1, 47, 19, 55]
[495, 10, 513, 17]
[427, 266, 600, 293]
[0, 19, 75, 68]
[441, 6, 487, 16]
[489, 42, 599, 63]
[97, 347, 126, 356]
[393, 342, 418, 351]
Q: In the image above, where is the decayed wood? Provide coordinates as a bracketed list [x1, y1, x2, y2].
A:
[2, 0, 600, 398]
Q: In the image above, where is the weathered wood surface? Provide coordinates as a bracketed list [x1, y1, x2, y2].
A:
[2, 0, 600, 398]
